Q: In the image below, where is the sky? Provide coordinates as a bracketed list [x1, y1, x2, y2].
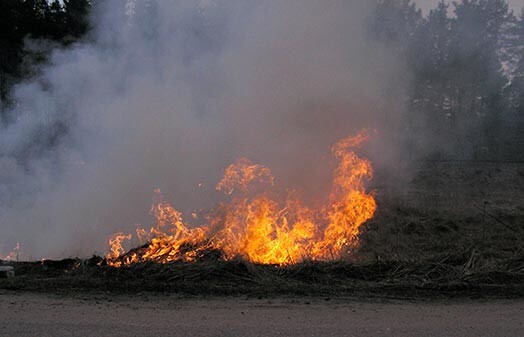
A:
[416, 0, 523, 15]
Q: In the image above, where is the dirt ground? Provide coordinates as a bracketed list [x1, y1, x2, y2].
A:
[0, 292, 523, 337]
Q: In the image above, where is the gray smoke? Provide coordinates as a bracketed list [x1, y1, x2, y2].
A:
[415, 0, 523, 15]
[0, 1, 402, 259]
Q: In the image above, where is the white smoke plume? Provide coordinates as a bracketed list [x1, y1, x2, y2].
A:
[0, 1, 402, 259]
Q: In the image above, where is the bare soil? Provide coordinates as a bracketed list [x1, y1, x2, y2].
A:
[0, 291, 523, 337]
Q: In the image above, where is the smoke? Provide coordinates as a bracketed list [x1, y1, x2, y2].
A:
[415, 0, 523, 15]
[0, 1, 402, 259]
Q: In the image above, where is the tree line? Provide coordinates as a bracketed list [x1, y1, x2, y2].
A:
[0, 0, 91, 113]
[1, 0, 524, 160]
[370, 0, 524, 160]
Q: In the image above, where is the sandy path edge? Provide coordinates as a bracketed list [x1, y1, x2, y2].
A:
[1, 291, 523, 337]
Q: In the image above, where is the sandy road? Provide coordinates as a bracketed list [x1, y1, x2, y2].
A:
[0, 291, 523, 337]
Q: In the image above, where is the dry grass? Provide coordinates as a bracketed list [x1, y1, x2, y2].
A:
[2, 239, 524, 299]
[1, 162, 523, 298]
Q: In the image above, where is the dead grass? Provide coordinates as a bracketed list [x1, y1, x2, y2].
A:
[1, 162, 523, 299]
[2, 241, 524, 299]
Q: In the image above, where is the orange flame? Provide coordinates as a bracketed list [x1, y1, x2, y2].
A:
[106, 233, 132, 267]
[2, 243, 21, 262]
[107, 131, 376, 266]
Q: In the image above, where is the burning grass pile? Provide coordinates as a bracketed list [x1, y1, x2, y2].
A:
[105, 131, 377, 267]
[3, 154, 524, 298]
[2, 197, 524, 298]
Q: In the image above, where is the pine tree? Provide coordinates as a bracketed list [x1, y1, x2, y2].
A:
[446, 0, 511, 158]
[504, 7, 524, 152]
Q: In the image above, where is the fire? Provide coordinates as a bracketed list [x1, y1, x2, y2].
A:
[106, 234, 132, 267]
[107, 131, 376, 266]
[2, 243, 21, 262]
